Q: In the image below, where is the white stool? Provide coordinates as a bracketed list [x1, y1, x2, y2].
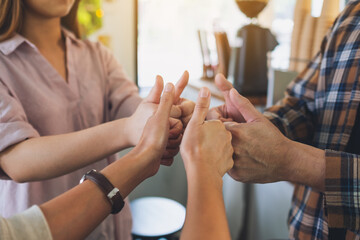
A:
[130, 197, 186, 240]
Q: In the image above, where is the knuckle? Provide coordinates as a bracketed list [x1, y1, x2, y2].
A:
[161, 93, 172, 103]
[227, 131, 232, 140]
[228, 159, 234, 170]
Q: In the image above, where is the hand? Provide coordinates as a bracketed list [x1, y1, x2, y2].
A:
[159, 71, 194, 166]
[177, 98, 195, 128]
[180, 87, 234, 178]
[172, 71, 195, 127]
[126, 75, 182, 145]
[223, 88, 292, 183]
[132, 83, 177, 177]
[206, 74, 245, 123]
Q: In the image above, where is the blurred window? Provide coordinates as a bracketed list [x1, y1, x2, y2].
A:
[137, 0, 345, 87]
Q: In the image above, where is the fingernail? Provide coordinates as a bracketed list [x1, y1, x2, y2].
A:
[200, 88, 209, 98]
[165, 83, 174, 92]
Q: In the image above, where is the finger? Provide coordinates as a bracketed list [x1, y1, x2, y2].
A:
[145, 75, 164, 103]
[178, 99, 195, 118]
[181, 114, 192, 128]
[215, 73, 233, 92]
[206, 107, 222, 120]
[169, 127, 183, 139]
[167, 134, 182, 147]
[170, 105, 182, 118]
[162, 148, 180, 158]
[168, 118, 183, 138]
[155, 83, 175, 121]
[220, 117, 233, 122]
[215, 74, 233, 107]
[161, 158, 175, 166]
[174, 71, 189, 102]
[188, 87, 211, 125]
[229, 88, 262, 123]
[224, 121, 240, 131]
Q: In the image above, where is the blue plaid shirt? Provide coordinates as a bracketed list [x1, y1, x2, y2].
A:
[265, 1, 360, 239]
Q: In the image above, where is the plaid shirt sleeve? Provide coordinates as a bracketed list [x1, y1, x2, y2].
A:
[264, 1, 360, 233]
[264, 53, 320, 144]
[326, 150, 360, 231]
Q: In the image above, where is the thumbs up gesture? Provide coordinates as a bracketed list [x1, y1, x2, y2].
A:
[180, 87, 234, 179]
[223, 88, 292, 183]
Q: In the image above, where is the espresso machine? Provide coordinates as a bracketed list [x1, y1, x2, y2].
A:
[232, 0, 278, 96]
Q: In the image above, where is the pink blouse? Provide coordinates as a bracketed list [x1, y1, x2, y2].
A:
[0, 29, 142, 240]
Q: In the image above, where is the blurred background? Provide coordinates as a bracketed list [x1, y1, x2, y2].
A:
[78, 0, 348, 239]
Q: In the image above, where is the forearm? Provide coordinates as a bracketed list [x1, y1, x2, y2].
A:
[282, 140, 325, 191]
[40, 150, 150, 240]
[0, 118, 132, 182]
[181, 167, 231, 240]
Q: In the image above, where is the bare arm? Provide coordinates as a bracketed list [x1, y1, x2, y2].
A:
[0, 76, 184, 183]
[282, 140, 325, 191]
[40, 148, 152, 240]
[0, 118, 131, 183]
[40, 82, 177, 240]
[181, 167, 230, 240]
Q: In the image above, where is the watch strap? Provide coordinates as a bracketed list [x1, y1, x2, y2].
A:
[80, 169, 124, 214]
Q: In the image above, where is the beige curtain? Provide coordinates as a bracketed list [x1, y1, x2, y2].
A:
[297, 14, 318, 71]
[312, 0, 340, 56]
[289, 0, 340, 73]
[289, 0, 312, 71]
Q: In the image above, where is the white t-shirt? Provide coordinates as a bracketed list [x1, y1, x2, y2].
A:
[0, 205, 52, 240]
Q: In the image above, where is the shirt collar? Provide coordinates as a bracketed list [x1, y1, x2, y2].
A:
[61, 27, 82, 45]
[0, 28, 80, 56]
[0, 33, 36, 55]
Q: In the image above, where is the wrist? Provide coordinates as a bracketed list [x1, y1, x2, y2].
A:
[184, 157, 223, 188]
[122, 117, 135, 147]
[281, 140, 325, 191]
[277, 138, 297, 181]
[131, 143, 162, 178]
[101, 149, 152, 198]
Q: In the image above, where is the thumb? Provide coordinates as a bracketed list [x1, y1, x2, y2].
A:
[188, 87, 211, 125]
[155, 83, 175, 121]
[174, 71, 189, 103]
[145, 75, 164, 103]
[229, 88, 262, 123]
[215, 73, 233, 106]
[215, 73, 233, 92]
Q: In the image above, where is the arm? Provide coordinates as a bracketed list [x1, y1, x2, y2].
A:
[180, 88, 233, 240]
[223, 92, 360, 231]
[0, 116, 132, 183]
[39, 82, 177, 240]
[0, 78, 176, 183]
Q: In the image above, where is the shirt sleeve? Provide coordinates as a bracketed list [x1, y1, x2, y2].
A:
[0, 205, 53, 240]
[325, 150, 360, 231]
[263, 53, 319, 144]
[0, 80, 40, 153]
[97, 43, 142, 120]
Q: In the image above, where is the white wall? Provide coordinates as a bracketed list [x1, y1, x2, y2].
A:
[91, 0, 137, 82]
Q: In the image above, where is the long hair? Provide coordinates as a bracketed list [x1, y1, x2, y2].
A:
[0, 0, 80, 42]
